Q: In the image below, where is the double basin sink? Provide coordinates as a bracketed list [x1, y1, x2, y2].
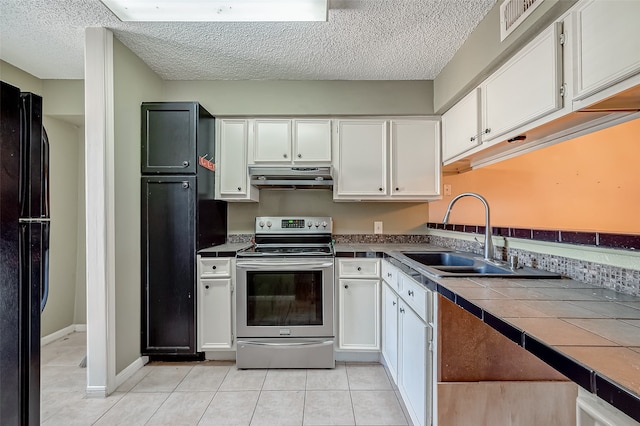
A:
[393, 251, 561, 279]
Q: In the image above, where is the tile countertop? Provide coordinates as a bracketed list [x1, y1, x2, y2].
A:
[335, 244, 640, 423]
[198, 242, 252, 257]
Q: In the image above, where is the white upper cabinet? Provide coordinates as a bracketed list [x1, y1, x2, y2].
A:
[334, 120, 388, 198]
[293, 119, 332, 163]
[441, 88, 482, 163]
[334, 118, 441, 201]
[253, 119, 331, 164]
[482, 22, 564, 144]
[572, 0, 640, 102]
[216, 119, 259, 202]
[390, 120, 440, 198]
[253, 119, 292, 163]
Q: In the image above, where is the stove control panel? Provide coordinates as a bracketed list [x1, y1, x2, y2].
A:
[255, 216, 333, 234]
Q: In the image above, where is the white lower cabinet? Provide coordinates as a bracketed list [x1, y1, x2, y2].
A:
[398, 299, 431, 426]
[576, 388, 639, 426]
[197, 256, 234, 351]
[382, 283, 399, 382]
[381, 260, 435, 426]
[337, 259, 380, 351]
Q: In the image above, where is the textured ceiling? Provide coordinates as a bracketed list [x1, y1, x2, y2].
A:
[0, 0, 497, 81]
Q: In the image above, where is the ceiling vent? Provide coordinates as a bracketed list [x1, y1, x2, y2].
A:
[500, 0, 545, 41]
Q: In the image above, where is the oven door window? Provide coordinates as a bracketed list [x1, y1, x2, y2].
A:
[246, 271, 323, 326]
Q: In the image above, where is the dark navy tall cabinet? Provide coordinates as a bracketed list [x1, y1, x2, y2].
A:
[141, 102, 227, 357]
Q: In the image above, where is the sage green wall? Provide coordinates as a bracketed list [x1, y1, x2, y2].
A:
[434, 0, 577, 113]
[42, 116, 81, 335]
[1, 61, 86, 336]
[163, 80, 434, 115]
[74, 127, 87, 325]
[163, 79, 432, 235]
[228, 190, 429, 235]
[113, 39, 164, 374]
[0, 60, 43, 93]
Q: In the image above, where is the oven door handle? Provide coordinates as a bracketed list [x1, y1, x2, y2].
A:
[236, 261, 334, 270]
[238, 340, 334, 347]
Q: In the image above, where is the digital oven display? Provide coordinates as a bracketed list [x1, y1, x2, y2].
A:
[281, 219, 305, 229]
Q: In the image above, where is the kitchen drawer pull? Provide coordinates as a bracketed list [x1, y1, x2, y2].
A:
[387, 272, 392, 277]
[400, 307, 405, 313]
[408, 290, 414, 296]
[205, 284, 210, 289]
[182, 160, 189, 167]
[212, 265, 217, 270]
[357, 267, 362, 271]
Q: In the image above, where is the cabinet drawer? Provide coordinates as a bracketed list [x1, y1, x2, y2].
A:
[381, 260, 400, 291]
[338, 259, 380, 278]
[199, 257, 232, 278]
[398, 272, 428, 322]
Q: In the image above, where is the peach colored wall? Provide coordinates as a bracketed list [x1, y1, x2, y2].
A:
[429, 118, 640, 234]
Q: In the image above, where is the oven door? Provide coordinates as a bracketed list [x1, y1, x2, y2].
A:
[236, 257, 334, 338]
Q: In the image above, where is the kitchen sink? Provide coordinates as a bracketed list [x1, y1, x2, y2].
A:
[394, 251, 561, 279]
[402, 252, 474, 267]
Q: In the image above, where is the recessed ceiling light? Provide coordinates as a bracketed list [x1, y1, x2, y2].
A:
[100, 0, 328, 22]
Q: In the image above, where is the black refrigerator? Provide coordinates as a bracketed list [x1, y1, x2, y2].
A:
[141, 102, 227, 357]
[0, 81, 50, 425]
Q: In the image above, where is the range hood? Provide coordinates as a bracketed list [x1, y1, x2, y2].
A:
[249, 166, 333, 189]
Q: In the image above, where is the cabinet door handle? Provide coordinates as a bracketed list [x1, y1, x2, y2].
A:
[344, 284, 349, 289]
[484, 128, 491, 134]
[357, 267, 362, 271]
[392, 301, 396, 306]
[205, 285, 210, 289]
[387, 272, 392, 277]
[395, 187, 399, 191]
[378, 187, 383, 192]
[400, 307, 405, 313]
[297, 154, 302, 158]
[237, 187, 242, 191]
[470, 136, 476, 142]
[182, 160, 190, 167]
[212, 265, 217, 270]
[283, 153, 288, 158]
[408, 290, 414, 296]
[182, 181, 190, 189]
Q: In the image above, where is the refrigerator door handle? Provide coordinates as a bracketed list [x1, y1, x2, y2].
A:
[41, 222, 50, 312]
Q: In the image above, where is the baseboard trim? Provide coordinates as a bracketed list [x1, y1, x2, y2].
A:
[115, 356, 149, 390]
[335, 350, 381, 363]
[41, 323, 87, 346]
[85, 386, 108, 398]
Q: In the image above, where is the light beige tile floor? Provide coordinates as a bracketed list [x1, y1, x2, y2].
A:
[41, 332, 412, 425]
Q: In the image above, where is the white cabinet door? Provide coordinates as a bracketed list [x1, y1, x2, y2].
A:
[198, 278, 233, 350]
[217, 119, 258, 201]
[335, 120, 387, 198]
[382, 283, 399, 383]
[398, 301, 431, 426]
[253, 119, 292, 163]
[390, 119, 440, 198]
[442, 88, 482, 162]
[482, 23, 563, 143]
[338, 278, 380, 350]
[573, 0, 640, 101]
[293, 119, 331, 163]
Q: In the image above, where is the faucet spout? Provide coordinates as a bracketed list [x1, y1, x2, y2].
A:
[442, 192, 494, 262]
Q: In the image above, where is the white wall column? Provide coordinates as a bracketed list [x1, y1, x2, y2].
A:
[84, 27, 116, 397]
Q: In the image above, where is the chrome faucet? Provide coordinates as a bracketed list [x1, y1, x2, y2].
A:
[443, 192, 494, 262]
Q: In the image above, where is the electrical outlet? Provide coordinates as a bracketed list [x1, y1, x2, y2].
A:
[444, 184, 452, 196]
[374, 221, 383, 234]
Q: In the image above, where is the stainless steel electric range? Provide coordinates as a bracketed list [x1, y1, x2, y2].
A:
[235, 216, 335, 369]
